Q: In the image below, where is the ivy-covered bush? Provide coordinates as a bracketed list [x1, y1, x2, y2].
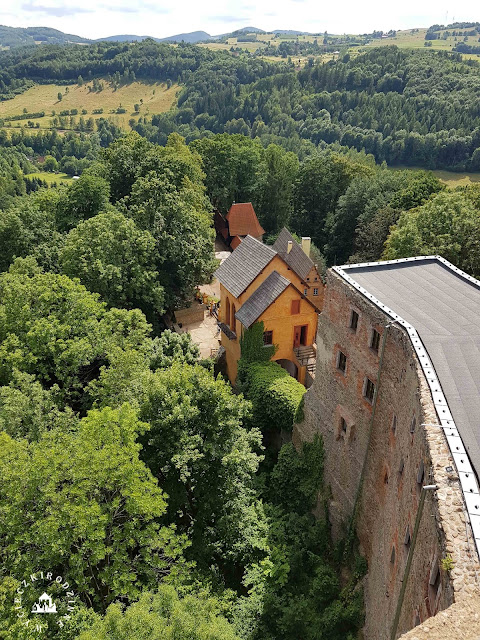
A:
[237, 321, 277, 385]
[242, 361, 305, 432]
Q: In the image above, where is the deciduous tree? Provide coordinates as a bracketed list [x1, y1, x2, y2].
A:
[0, 404, 188, 612]
[60, 210, 165, 321]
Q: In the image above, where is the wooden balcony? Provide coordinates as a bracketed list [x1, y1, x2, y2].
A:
[294, 344, 317, 376]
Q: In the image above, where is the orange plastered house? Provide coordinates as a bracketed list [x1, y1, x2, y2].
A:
[214, 230, 323, 386]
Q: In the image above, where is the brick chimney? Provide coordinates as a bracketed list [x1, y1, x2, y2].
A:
[301, 237, 311, 257]
[287, 240, 293, 254]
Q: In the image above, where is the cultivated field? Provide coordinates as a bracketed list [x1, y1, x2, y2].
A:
[361, 28, 480, 59]
[0, 80, 179, 130]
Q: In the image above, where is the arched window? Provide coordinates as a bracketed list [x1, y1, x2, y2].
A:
[231, 304, 236, 333]
[226, 298, 230, 326]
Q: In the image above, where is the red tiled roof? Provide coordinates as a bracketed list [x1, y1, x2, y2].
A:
[230, 235, 242, 250]
[226, 203, 265, 238]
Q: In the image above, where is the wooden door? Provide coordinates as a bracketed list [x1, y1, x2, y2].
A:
[293, 325, 302, 348]
[294, 325, 308, 348]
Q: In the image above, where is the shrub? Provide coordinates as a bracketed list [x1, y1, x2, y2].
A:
[237, 321, 277, 385]
[269, 435, 324, 513]
[243, 361, 305, 432]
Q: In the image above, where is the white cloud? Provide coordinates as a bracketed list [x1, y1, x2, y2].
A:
[1, 0, 478, 39]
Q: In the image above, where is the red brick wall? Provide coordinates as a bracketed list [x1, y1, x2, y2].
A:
[294, 270, 456, 639]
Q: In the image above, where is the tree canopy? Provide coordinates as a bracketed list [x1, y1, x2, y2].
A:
[60, 209, 165, 321]
[383, 189, 480, 276]
[0, 404, 188, 612]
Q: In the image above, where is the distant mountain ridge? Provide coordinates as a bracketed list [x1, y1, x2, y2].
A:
[0, 24, 316, 48]
[96, 34, 162, 43]
[272, 29, 313, 35]
[157, 31, 213, 43]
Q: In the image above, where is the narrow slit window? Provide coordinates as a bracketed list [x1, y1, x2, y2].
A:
[404, 526, 411, 550]
[350, 310, 359, 331]
[390, 546, 396, 564]
[337, 351, 347, 374]
[364, 378, 375, 404]
[370, 329, 381, 352]
[391, 414, 397, 435]
[410, 416, 417, 434]
[340, 416, 348, 434]
[417, 459, 425, 485]
[428, 559, 441, 611]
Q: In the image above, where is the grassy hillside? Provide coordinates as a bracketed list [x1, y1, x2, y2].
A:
[0, 80, 179, 130]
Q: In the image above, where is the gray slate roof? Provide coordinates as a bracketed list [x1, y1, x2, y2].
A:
[273, 227, 314, 281]
[235, 271, 290, 328]
[214, 235, 276, 298]
[343, 258, 480, 481]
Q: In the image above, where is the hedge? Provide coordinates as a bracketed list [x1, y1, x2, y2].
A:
[242, 361, 305, 432]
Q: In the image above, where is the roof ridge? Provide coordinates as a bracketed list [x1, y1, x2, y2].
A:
[214, 235, 276, 299]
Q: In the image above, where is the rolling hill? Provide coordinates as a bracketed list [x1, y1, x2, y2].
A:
[158, 31, 212, 43]
[0, 25, 90, 47]
[96, 34, 162, 43]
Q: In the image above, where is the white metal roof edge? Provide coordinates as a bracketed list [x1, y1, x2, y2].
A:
[339, 254, 480, 292]
[332, 262, 480, 559]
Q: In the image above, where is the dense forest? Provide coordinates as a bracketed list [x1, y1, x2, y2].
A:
[1, 42, 480, 169]
[0, 131, 367, 640]
[2, 37, 480, 639]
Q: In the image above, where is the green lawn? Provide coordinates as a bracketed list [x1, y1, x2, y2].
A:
[25, 171, 73, 184]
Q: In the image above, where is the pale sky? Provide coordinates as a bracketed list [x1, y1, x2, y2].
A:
[2, 0, 479, 40]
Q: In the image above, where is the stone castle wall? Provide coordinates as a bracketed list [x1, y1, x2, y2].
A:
[294, 270, 480, 639]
